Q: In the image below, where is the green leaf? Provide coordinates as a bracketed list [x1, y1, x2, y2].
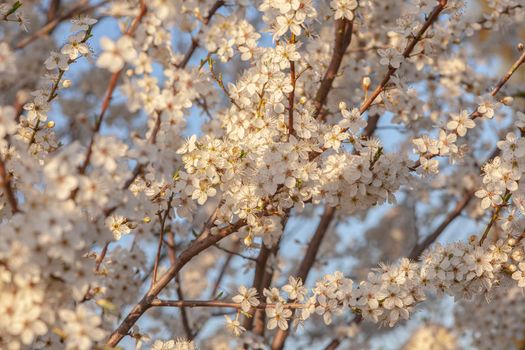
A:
[5, 1, 23, 17]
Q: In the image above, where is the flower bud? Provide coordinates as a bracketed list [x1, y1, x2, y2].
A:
[501, 96, 513, 106]
[511, 249, 524, 262]
[244, 234, 253, 247]
[507, 263, 517, 273]
[62, 79, 72, 88]
[518, 43, 524, 52]
[46, 121, 55, 128]
[362, 76, 371, 90]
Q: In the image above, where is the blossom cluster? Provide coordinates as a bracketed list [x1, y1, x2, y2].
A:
[0, 0, 524, 349]
[228, 236, 525, 334]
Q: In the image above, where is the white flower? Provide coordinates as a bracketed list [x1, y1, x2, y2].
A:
[173, 339, 196, 350]
[437, 130, 458, 155]
[44, 51, 70, 71]
[330, 0, 358, 20]
[476, 94, 497, 119]
[224, 314, 246, 336]
[339, 102, 366, 133]
[263, 287, 285, 304]
[324, 125, 348, 151]
[91, 136, 128, 172]
[315, 295, 339, 325]
[475, 186, 503, 210]
[0, 106, 17, 138]
[274, 13, 303, 40]
[176, 135, 198, 154]
[282, 276, 307, 301]
[266, 303, 292, 330]
[419, 157, 439, 175]
[446, 110, 475, 137]
[412, 135, 439, 155]
[106, 215, 131, 240]
[70, 16, 97, 32]
[515, 111, 525, 129]
[8, 305, 47, 345]
[130, 325, 151, 350]
[24, 99, 50, 122]
[44, 161, 79, 200]
[232, 285, 260, 312]
[513, 194, 525, 215]
[152, 340, 175, 350]
[512, 262, 525, 288]
[58, 305, 106, 350]
[378, 48, 404, 68]
[190, 178, 217, 205]
[97, 36, 137, 73]
[61, 32, 90, 60]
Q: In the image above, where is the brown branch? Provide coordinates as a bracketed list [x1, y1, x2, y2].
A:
[358, 0, 448, 116]
[491, 50, 525, 96]
[28, 26, 95, 148]
[77, 1, 147, 177]
[313, 19, 354, 118]
[243, 215, 289, 335]
[271, 206, 336, 350]
[408, 191, 473, 259]
[214, 244, 257, 262]
[480, 190, 511, 245]
[0, 157, 19, 213]
[46, 0, 61, 23]
[411, 50, 525, 170]
[210, 251, 235, 298]
[153, 195, 173, 285]
[106, 219, 244, 347]
[253, 242, 281, 336]
[176, 0, 225, 68]
[362, 114, 379, 139]
[175, 274, 194, 339]
[177, 38, 199, 69]
[287, 34, 297, 139]
[324, 338, 341, 350]
[324, 148, 500, 349]
[409, 146, 499, 259]
[95, 241, 110, 271]
[151, 299, 306, 309]
[243, 244, 272, 331]
[16, 0, 109, 49]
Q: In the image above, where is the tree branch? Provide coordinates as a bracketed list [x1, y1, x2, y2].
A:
[313, 19, 354, 119]
[106, 219, 244, 347]
[359, 0, 448, 116]
[150, 299, 306, 309]
[0, 157, 19, 213]
[271, 206, 336, 350]
[77, 1, 147, 177]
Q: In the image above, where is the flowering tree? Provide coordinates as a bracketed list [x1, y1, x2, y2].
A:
[1, 0, 525, 349]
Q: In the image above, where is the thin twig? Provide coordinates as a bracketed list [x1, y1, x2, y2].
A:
[175, 0, 225, 68]
[0, 157, 19, 213]
[271, 206, 336, 350]
[152, 195, 174, 285]
[358, 0, 448, 115]
[76, 1, 147, 177]
[106, 218, 244, 347]
[151, 299, 306, 309]
[287, 34, 297, 139]
[313, 19, 354, 118]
